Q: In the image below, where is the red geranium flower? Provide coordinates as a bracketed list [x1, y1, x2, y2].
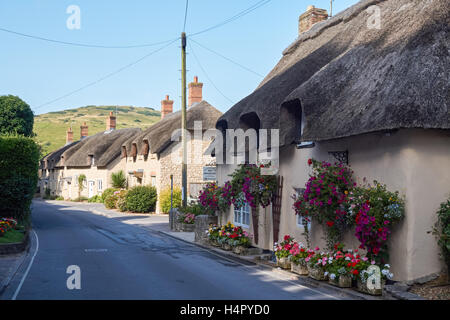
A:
[308, 159, 313, 166]
[326, 221, 334, 227]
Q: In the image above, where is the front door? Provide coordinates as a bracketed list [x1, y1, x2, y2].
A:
[88, 181, 95, 198]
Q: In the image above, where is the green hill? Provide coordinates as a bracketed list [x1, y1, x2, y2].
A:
[34, 105, 161, 155]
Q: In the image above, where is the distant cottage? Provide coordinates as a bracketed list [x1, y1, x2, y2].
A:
[39, 77, 222, 213]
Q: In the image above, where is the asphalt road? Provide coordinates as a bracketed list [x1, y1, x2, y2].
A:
[1, 201, 341, 300]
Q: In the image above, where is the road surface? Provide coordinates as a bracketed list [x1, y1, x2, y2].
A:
[1, 200, 342, 300]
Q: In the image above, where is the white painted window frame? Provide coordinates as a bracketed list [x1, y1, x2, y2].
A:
[234, 202, 250, 228]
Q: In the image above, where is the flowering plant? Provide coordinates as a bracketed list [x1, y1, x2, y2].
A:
[306, 248, 330, 272]
[326, 245, 367, 280]
[230, 164, 277, 209]
[0, 218, 18, 237]
[289, 242, 314, 266]
[351, 181, 405, 263]
[206, 224, 220, 242]
[274, 235, 295, 259]
[359, 263, 394, 283]
[293, 159, 356, 249]
[226, 226, 252, 248]
[198, 182, 232, 214]
[210, 222, 252, 247]
[178, 213, 196, 224]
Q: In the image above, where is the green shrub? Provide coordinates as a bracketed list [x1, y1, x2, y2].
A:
[101, 188, 119, 203]
[178, 202, 208, 216]
[55, 196, 64, 201]
[104, 193, 119, 209]
[72, 196, 88, 202]
[117, 190, 128, 212]
[433, 197, 450, 276]
[111, 170, 127, 189]
[0, 135, 39, 221]
[159, 187, 182, 214]
[126, 186, 157, 213]
[88, 195, 102, 203]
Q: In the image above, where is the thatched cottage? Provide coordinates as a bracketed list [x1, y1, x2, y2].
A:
[39, 114, 141, 199]
[122, 77, 222, 213]
[215, 0, 449, 282]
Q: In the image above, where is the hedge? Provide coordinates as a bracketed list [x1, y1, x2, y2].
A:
[0, 135, 39, 221]
[125, 186, 157, 213]
[159, 187, 182, 214]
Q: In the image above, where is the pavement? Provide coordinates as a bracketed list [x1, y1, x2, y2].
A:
[0, 199, 348, 300]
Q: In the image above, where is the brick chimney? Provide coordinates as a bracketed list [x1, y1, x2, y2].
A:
[188, 76, 203, 107]
[299, 5, 328, 34]
[106, 111, 116, 131]
[66, 127, 73, 144]
[80, 122, 88, 139]
[161, 95, 174, 119]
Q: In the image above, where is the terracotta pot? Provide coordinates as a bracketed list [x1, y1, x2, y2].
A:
[356, 279, 385, 296]
[328, 275, 352, 288]
[307, 265, 327, 281]
[276, 257, 291, 269]
[291, 262, 309, 276]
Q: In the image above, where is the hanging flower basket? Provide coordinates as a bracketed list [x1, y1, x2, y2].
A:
[307, 265, 327, 281]
[356, 279, 386, 296]
[276, 257, 291, 269]
[291, 262, 309, 276]
[328, 275, 352, 288]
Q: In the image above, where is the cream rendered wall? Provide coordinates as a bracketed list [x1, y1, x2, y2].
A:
[216, 129, 450, 282]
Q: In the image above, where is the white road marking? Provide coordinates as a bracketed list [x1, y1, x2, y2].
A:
[12, 230, 39, 300]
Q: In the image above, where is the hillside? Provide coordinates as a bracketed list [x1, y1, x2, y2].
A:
[34, 105, 161, 155]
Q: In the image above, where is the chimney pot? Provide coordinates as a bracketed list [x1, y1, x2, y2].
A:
[161, 95, 174, 119]
[106, 111, 116, 131]
[80, 122, 89, 139]
[66, 127, 73, 144]
[299, 5, 328, 34]
[188, 76, 203, 107]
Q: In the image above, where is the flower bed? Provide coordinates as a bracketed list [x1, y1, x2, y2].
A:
[206, 222, 253, 254]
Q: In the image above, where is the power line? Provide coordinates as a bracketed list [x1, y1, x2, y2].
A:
[0, 27, 178, 49]
[34, 38, 179, 111]
[188, 42, 234, 105]
[183, 0, 189, 32]
[188, 0, 272, 37]
[190, 38, 264, 78]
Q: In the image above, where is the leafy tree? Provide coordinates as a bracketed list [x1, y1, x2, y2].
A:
[111, 170, 127, 189]
[0, 95, 34, 137]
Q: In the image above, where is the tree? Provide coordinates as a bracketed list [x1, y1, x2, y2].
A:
[0, 95, 34, 137]
[111, 170, 127, 189]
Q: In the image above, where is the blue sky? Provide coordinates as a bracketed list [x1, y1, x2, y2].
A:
[0, 0, 359, 115]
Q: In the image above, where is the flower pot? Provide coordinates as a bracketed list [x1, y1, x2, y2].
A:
[222, 243, 232, 251]
[276, 257, 291, 269]
[180, 223, 195, 232]
[307, 265, 327, 281]
[291, 262, 309, 276]
[329, 275, 352, 288]
[356, 279, 385, 296]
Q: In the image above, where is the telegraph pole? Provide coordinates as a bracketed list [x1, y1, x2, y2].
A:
[181, 32, 188, 207]
[330, 0, 333, 17]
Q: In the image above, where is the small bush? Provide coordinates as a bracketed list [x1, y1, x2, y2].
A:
[117, 190, 128, 212]
[55, 196, 64, 201]
[178, 202, 208, 216]
[101, 188, 119, 203]
[111, 171, 127, 189]
[73, 196, 88, 202]
[126, 186, 157, 213]
[104, 194, 118, 209]
[433, 197, 450, 276]
[88, 195, 102, 203]
[159, 187, 182, 214]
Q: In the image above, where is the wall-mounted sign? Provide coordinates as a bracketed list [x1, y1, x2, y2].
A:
[203, 166, 216, 181]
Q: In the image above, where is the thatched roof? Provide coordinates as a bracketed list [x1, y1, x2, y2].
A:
[123, 100, 222, 155]
[62, 128, 141, 167]
[41, 141, 80, 170]
[218, 0, 449, 146]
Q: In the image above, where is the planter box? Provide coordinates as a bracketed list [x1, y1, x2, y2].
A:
[276, 257, 291, 269]
[232, 246, 263, 256]
[209, 239, 221, 247]
[291, 262, 309, 276]
[194, 215, 218, 243]
[180, 223, 195, 232]
[356, 279, 385, 296]
[329, 275, 352, 288]
[307, 265, 327, 281]
[222, 243, 232, 251]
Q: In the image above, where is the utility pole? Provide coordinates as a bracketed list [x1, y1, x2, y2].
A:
[330, 0, 333, 18]
[181, 32, 188, 207]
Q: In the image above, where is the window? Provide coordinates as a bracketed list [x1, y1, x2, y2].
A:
[97, 179, 103, 191]
[234, 203, 250, 227]
[297, 215, 311, 230]
[151, 176, 156, 187]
